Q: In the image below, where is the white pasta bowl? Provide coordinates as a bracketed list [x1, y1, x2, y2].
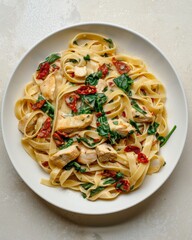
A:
[1, 23, 188, 215]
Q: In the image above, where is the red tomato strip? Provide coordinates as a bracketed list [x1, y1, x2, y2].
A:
[98, 63, 109, 78]
[65, 93, 80, 112]
[124, 145, 140, 154]
[115, 179, 130, 192]
[36, 62, 50, 80]
[37, 117, 52, 138]
[53, 131, 68, 146]
[112, 57, 130, 74]
[137, 152, 149, 164]
[31, 100, 46, 110]
[76, 85, 97, 95]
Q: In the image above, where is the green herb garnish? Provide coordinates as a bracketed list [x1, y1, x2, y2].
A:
[158, 125, 177, 147]
[90, 186, 105, 197]
[64, 161, 86, 173]
[104, 38, 114, 48]
[73, 40, 78, 45]
[148, 122, 160, 135]
[68, 59, 79, 63]
[59, 139, 74, 150]
[37, 95, 54, 119]
[81, 182, 94, 190]
[130, 119, 141, 134]
[83, 54, 90, 61]
[103, 178, 116, 185]
[113, 74, 133, 95]
[131, 100, 147, 115]
[85, 71, 102, 86]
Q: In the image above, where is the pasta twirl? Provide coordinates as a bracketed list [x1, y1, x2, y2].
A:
[15, 33, 176, 201]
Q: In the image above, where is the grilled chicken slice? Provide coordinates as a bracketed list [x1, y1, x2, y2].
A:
[77, 145, 97, 165]
[108, 119, 134, 136]
[96, 143, 117, 162]
[50, 144, 80, 168]
[55, 114, 93, 133]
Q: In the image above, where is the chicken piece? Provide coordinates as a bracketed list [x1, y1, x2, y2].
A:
[55, 114, 93, 133]
[40, 75, 55, 101]
[132, 108, 154, 123]
[108, 119, 135, 136]
[96, 143, 117, 162]
[50, 144, 80, 168]
[74, 66, 87, 77]
[77, 145, 97, 165]
[96, 79, 107, 93]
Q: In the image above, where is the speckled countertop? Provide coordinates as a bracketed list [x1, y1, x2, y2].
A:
[0, 1, 192, 239]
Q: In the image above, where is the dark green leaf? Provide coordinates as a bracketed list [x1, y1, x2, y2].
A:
[77, 137, 96, 147]
[113, 121, 118, 125]
[103, 178, 116, 185]
[131, 100, 147, 115]
[81, 182, 94, 190]
[113, 74, 133, 95]
[85, 71, 102, 86]
[82, 192, 87, 198]
[158, 125, 177, 147]
[104, 38, 114, 48]
[68, 59, 79, 63]
[148, 122, 159, 135]
[90, 186, 105, 197]
[78, 104, 92, 114]
[59, 139, 74, 150]
[103, 86, 108, 92]
[130, 185, 134, 191]
[130, 119, 141, 134]
[64, 161, 86, 173]
[45, 53, 61, 64]
[83, 54, 90, 61]
[81, 94, 96, 109]
[95, 93, 107, 112]
[73, 40, 78, 45]
[116, 172, 124, 179]
[37, 95, 54, 119]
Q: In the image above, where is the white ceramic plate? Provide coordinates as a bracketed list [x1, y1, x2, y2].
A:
[2, 23, 188, 215]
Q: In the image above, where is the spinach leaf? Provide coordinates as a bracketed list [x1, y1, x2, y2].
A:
[59, 139, 74, 150]
[78, 104, 92, 114]
[90, 186, 105, 197]
[77, 137, 96, 147]
[95, 93, 107, 112]
[68, 59, 79, 63]
[113, 74, 133, 95]
[85, 71, 102, 86]
[83, 54, 90, 61]
[73, 40, 78, 45]
[97, 124, 110, 138]
[103, 178, 116, 185]
[148, 122, 159, 135]
[130, 119, 141, 134]
[103, 38, 114, 48]
[37, 95, 54, 119]
[131, 100, 147, 115]
[81, 94, 96, 109]
[45, 53, 61, 64]
[64, 160, 86, 173]
[82, 192, 87, 198]
[158, 125, 177, 147]
[81, 183, 94, 190]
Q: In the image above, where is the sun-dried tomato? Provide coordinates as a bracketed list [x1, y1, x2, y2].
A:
[124, 145, 140, 154]
[42, 161, 49, 167]
[76, 85, 97, 95]
[31, 100, 46, 110]
[122, 111, 126, 117]
[137, 152, 149, 164]
[115, 179, 130, 192]
[37, 117, 52, 138]
[36, 62, 50, 80]
[102, 170, 117, 178]
[53, 131, 68, 146]
[65, 93, 80, 112]
[112, 57, 130, 74]
[98, 63, 109, 78]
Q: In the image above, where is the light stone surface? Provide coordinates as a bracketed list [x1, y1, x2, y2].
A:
[0, 0, 192, 239]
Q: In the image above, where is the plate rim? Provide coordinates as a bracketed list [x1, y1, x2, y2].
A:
[1, 22, 188, 215]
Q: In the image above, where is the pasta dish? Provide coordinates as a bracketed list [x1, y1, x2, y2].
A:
[15, 33, 176, 201]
